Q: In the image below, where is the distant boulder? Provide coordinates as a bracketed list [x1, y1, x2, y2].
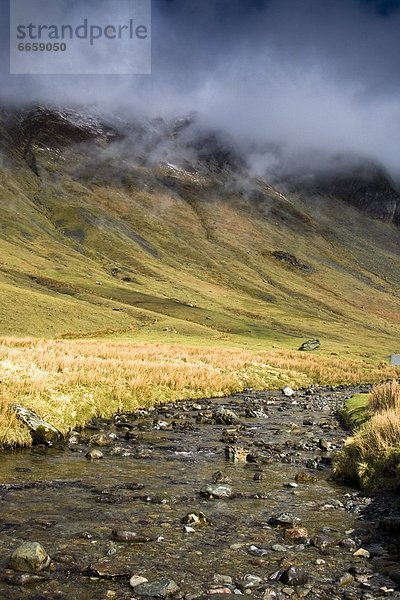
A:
[299, 339, 320, 352]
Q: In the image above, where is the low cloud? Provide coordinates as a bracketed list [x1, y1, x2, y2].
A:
[1, 0, 400, 180]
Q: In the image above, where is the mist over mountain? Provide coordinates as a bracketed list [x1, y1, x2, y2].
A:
[1, 0, 400, 183]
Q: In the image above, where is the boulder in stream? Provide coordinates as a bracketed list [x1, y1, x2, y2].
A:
[12, 405, 61, 445]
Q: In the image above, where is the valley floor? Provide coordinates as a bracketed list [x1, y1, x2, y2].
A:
[0, 337, 398, 447]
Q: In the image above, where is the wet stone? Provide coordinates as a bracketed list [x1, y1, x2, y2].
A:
[200, 483, 233, 499]
[86, 448, 104, 460]
[134, 578, 180, 597]
[10, 542, 51, 573]
[130, 575, 149, 588]
[182, 511, 212, 527]
[90, 433, 113, 447]
[111, 530, 153, 543]
[213, 407, 240, 425]
[269, 513, 302, 528]
[274, 566, 309, 587]
[284, 528, 309, 544]
[338, 573, 355, 587]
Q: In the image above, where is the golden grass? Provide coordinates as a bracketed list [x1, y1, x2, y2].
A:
[334, 380, 400, 490]
[369, 379, 400, 412]
[0, 337, 398, 447]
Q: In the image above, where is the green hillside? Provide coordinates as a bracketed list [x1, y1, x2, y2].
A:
[0, 107, 399, 359]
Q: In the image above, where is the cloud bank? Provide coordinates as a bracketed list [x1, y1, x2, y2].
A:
[1, 0, 400, 179]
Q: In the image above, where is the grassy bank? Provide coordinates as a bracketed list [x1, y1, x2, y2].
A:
[334, 381, 400, 490]
[0, 337, 399, 447]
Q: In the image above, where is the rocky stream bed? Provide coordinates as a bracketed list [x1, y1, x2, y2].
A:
[0, 385, 399, 600]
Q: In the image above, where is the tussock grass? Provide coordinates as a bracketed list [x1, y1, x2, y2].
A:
[334, 381, 400, 490]
[0, 337, 398, 447]
[369, 379, 400, 412]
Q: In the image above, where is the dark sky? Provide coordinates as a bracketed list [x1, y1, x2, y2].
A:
[1, 0, 400, 177]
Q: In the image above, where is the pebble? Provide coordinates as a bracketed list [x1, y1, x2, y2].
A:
[282, 387, 295, 397]
[130, 575, 149, 588]
[280, 566, 309, 586]
[271, 544, 288, 552]
[134, 578, 180, 597]
[353, 548, 370, 558]
[111, 530, 152, 543]
[182, 511, 211, 527]
[269, 513, 301, 528]
[284, 528, 309, 543]
[248, 545, 268, 557]
[201, 483, 233, 499]
[338, 573, 354, 587]
[89, 433, 113, 447]
[85, 449, 103, 460]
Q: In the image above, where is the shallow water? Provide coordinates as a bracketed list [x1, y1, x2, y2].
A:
[0, 387, 396, 599]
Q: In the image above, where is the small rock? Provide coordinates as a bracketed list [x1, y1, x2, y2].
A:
[280, 566, 309, 586]
[201, 484, 233, 499]
[130, 575, 149, 588]
[88, 558, 134, 578]
[338, 573, 354, 587]
[319, 439, 332, 451]
[248, 545, 268, 557]
[208, 588, 232, 595]
[183, 525, 195, 533]
[269, 513, 301, 528]
[214, 407, 240, 425]
[134, 578, 180, 597]
[282, 387, 295, 397]
[86, 449, 103, 460]
[90, 433, 113, 447]
[284, 528, 308, 544]
[353, 548, 370, 558]
[271, 544, 287, 552]
[182, 512, 212, 527]
[263, 588, 278, 599]
[10, 542, 51, 573]
[112, 530, 152, 543]
[253, 473, 263, 482]
[339, 538, 357, 550]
